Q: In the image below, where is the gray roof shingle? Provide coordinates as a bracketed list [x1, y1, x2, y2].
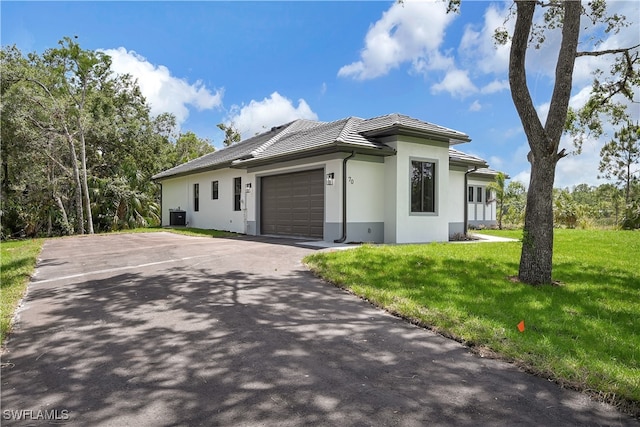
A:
[233, 117, 391, 166]
[449, 148, 488, 167]
[152, 121, 297, 179]
[469, 168, 510, 179]
[357, 113, 471, 143]
[153, 113, 476, 180]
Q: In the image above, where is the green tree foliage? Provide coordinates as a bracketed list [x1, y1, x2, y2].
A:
[487, 172, 507, 229]
[458, 0, 639, 284]
[621, 200, 640, 229]
[548, 183, 639, 229]
[217, 122, 241, 147]
[503, 181, 527, 228]
[553, 189, 582, 229]
[1, 39, 210, 237]
[173, 131, 215, 166]
[599, 122, 639, 204]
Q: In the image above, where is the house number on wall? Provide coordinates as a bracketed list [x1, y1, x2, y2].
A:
[348, 177, 355, 184]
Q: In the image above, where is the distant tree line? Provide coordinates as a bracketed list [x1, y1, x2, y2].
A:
[485, 120, 639, 231]
[488, 179, 640, 231]
[1, 38, 216, 238]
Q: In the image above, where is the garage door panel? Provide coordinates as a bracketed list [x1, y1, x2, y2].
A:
[261, 169, 324, 239]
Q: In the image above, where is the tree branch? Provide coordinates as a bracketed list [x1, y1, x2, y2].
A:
[545, 1, 581, 151]
[576, 44, 640, 57]
[509, 1, 546, 158]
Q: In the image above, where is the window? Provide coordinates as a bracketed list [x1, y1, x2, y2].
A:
[477, 186, 483, 203]
[468, 186, 474, 202]
[410, 160, 435, 213]
[212, 180, 219, 200]
[194, 183, 200, 212]
[233, 177, 241, 211]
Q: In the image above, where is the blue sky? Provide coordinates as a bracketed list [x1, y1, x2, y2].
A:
[2, 1, 639, 188]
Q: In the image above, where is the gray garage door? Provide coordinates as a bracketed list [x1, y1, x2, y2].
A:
[261, 169, 324, 238]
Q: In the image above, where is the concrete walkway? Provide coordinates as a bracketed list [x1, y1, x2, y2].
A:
[468, 233, 520, 243]
[1, 233, 635, 426]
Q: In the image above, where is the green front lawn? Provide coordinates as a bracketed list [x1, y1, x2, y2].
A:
[304, 229, 640, 415]
[122, 226, 240, 238]
[0, 239, 43, 346]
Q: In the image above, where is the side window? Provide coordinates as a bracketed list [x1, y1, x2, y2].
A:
[212, 180, 219, 200]
[410, 160, 436, 213]
[477, 186, 483, 203]
[233, 177, 241, 211]
[468, 186, 474, 202]
[194, 183, 200, 212]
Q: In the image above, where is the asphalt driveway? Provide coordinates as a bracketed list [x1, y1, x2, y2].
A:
[1, 232, 636, 426]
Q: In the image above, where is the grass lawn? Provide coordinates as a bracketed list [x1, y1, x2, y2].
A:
[304, 229, 640, 415]
[122, 226, 240, 239]
[0, 239, 43, 346]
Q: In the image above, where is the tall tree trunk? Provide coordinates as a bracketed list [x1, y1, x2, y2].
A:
[519, 153, 556, 284]
[509, 0, 581, 284]
[625, 162, 631, 204]
[64, 130, 84, 234]
[78, 130, 94, 234]
[54, 195, 71, 235]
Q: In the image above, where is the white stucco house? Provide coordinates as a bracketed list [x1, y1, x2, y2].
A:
[152, 113, 502, 243]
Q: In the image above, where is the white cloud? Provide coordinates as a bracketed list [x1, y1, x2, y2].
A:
[469, 100, 482, 112]
[101, 47, 223, 125]
[458, 2, 512, 75]
[536, 101, 550, 124]
[511, 170, 531, 189]
[503, 126, 524, 139]
[555, 135, 605, 188]
[431, 68, 477, 98]
[226, 92, 318, 139]
[458, 1, 639, 104]
[488, 155, 504, 169]
[338, 0, 456, 80]
[481, 79, 509, 94]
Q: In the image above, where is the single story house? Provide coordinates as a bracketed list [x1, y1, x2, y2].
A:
[152, 113, 502, 243]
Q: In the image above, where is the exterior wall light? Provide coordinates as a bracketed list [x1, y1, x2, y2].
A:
[326, 173, 335, 186]
[245, 183, 252, 193]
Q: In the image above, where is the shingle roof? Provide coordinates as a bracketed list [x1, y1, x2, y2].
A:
[152, 121, 299, 179]
[357, 113, 471, 143]
[449, 148, 488, 167]
[153, 113, 475, 180]
[469, 168, 510, 179]
[232, 117, 391, 165]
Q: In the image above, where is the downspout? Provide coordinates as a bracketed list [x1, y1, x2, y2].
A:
[463, 167, 478, 236]
[158, 182, 163, 227]
[334, 151, 356, 243]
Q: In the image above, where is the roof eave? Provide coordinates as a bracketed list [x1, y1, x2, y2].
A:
[231, 143, 395, 168]
[469, 170, 510, 179]
[450, 159, 489, 168]
[152, 161, 234, 181]
[360, 125, 471, 144]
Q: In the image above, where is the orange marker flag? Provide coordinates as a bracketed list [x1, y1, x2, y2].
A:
[517, 320, 525, 332]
